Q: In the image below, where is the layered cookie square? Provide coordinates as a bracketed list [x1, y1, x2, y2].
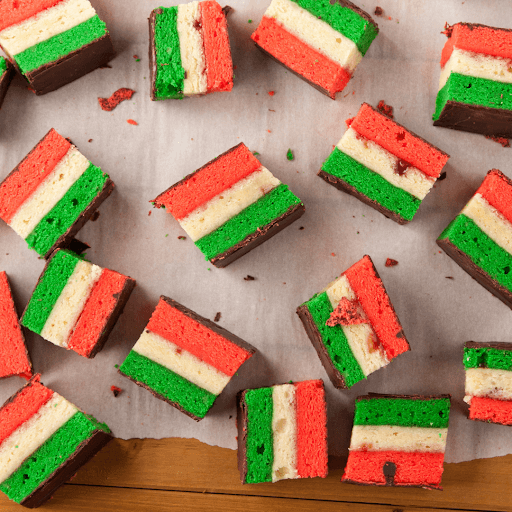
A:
[0, 128, 114, 258]
[433, 23, 512, 137]
[319, 103, 449, 224]
[152, 143, 305, 267]
[297, 255, 409, 389]
[0, 272, 32, 380]
[0, 56, 14, 111]
[0, 374, 112, 508]
[251, 0, 378, 99]
[119, 296, 256, 421]
[437, 169, 512, 309]
[21, 249, 135, 358]
[0, 0, 115, 95]
[464, 342, 512, 426]
[237, 380, 328, 484]
[149, 0, 233, 100]
[342, 394, 451, 490]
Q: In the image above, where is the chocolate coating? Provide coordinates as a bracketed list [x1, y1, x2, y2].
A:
[465, 341, 512, 352]
[0, 59, 14, 111]
[330, 0, 379, 30]
[148, 9, 161, 101]
[236, 390, 249, 484]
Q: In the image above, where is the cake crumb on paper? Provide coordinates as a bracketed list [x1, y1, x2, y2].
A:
[377, 100, 394, 119]
[111, 386, 122, 397]
[385, 258, 399, 267]
[98, 88, 135, 111]
[244, 275, 256, 281]
[214, 312, 221, 322]
[127, 119, 138, 125]
[486, 135, 510, 147]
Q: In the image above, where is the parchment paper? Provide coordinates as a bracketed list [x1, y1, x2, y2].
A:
[1, 0, 512, 464]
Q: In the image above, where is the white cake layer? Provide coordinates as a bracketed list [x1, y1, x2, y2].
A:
[324, 275, 389, 376]
[465, 367, 512, 401]
[9, 147, 90, 239]
[272, 384, 298, 482]
[132, 330, 230, 395]
[180, 167, 281, 241]
[349, 425, 448, 453]
[265, 0, 362, 72]
[0, 393, 78, 482]
[40, 261, 102, 348]
[177, 1, 207, 95]
[439, 48, 512, 89]
[338, 128, 435, 200]
[0, 0, 96, 59]
[462, 193, 512, 255]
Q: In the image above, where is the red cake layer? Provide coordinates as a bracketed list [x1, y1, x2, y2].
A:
[0, 272, 31, 379]
[146, 298, 252, 376]
[295, 380, 328, 479]
[440, 23, 512, 68]
[469, 396, 512, 425]
[476, 169, 512, 226]
[251, 16, 351, 99]
[0, 376, 53, 445]
[67, 269, 128, 357]
[350, 103, 448, 178]
[0, 129, 71, 223]
[344, 256, 408, 360]
[342, 450, 445, 487]
[153, 143, 260, 220]
[201, 1, 233, 93]
[0, 0, 63, 31]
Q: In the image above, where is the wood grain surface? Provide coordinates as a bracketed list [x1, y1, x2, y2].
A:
[1, 438, 511, 511]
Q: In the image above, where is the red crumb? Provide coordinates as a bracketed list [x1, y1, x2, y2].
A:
[388, 16, 392, 20]
[486, 135, 510, 147]
[377, 100, 394, 119]
[326, 298, 369, 327]
[267, 130, 272, 133]
[133, 55, 138, 59]
[148, 211, 152, 216]
[111, 386, 122, 397]
[385, 258, 399, 267]
[345, 117, 355, 127]
[127, 119, 138, 125]
[27, 86, 35, 94]
[442, 22, 453, 37]
[331, 252, 336, 256]
[352, 91, 355, 95]
[268, 91, 275, 96]
[88, 139, 93, 143]
[98, 88, 135, 112]
[374, 6, 383, 16]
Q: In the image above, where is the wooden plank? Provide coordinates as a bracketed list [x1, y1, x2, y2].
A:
[70, 438, 512, 511]
[0, 485, 484, 512]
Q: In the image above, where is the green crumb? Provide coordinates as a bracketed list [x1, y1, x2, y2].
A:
[165, 234, 168, 237]
[114, 364, 119, 369]
[286, 149, 294, 161]
[252, 151, 260, 156]
[248, 19, 252, 23]
[136, 58, 140, 62]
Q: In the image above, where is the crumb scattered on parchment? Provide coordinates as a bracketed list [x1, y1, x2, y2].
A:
[268, 91, 275, 96]
[486, 135, 510, 147]
[244, 275, 256, 281]
[111, 386, 122, 397]
[446, 276, 454, 280]
[90, 211, 100, 222]
[127, 119, 138, 125]
[377, 100, 394, 119]
[438, 172, 447, 181]
[214, 312, 221, 322]
[385, 258, 399, 267]
[88, 139, 93, 143]
[374, 6, 383, 16]
[178, 236, 186, 240]
[98, 88, 135, 112]
[299, 226, 304, 230]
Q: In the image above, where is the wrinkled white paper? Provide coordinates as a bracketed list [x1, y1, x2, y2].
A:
[1, 0, 512, 463]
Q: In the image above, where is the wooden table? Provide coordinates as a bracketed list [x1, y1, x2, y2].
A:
[1, 438, 511, 511]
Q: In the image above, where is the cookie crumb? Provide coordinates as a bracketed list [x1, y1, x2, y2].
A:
[244, 275, 255, 281]
[287, 149, 294, 161]
[178, 236, 186, 240]
[485, 135, 510, 147]
[127, 119, 138, 125]
[445, 276, 454, 280]
[98, 88, 135, 111]
[299, 226, 304, 230]
[385, 258, 399, 267]
[88, 139, 93, 143]
[90, 211, 100, 222]
[438, 171, 447, 181]
[374, 6, 383, 16]
[268, 91, 275, 96]
[377, 100, 394, 119]
[111, 386, 122, 397]
[214, 312, 221, 322]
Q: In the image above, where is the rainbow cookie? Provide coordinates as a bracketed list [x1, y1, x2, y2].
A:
[250, 0, 378, 99]
[0, 0, 114, 95]
[152, 143, 305, 267]
[0, 375, 112, 508]
[0, 272, 32, 380]
[0, 128, 114, 258]
[437, 170, 512, 309]
[319, 103, 449, 224]
[119, 296, 256, 421]
[297, 255, 409, 389]
[342, 394, 451, 490]
[0, 56, 14, 111]
[464, 342, 512, 426]
[22, 249, 135, 358]
[433, 23, 512, 137]
[149, 0, 233, 100]
[237, 380, 328, 484]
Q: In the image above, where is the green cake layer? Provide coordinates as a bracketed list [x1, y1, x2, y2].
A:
[15, 16, 107, 74]
[22, 250, 79, 334]
[354, 397, 451, 428]
[119, 351, 217, 419]
[321, 148, 421, 222]
[464, 346, 512, 371]
[195, 184, 302, 260]
[0, 57, 6, 74]
[244, 387, 274, 484]
[438, 214, 512, 293]
[0, 412, 110, 504]
[153, 8, 185, 100]
[304, 292, 365, 388]
[25, 163, 109, 257]
[433, 73, 512, 121]
[290, 0, 377, 55]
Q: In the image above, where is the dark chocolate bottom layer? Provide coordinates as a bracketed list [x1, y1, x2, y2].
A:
[20, 430, 113, 508]
[24, 34, 115, 96]
[0, 61, 15, 109]
[236, 390, 249, 484]
[342, 477, 442, 491]
[318, 170, 408, 225]
[437, 237, 512, 309]
[296, 305, 346, 389]
[433, 101, 512, 138]
[210, 203, 305, 268]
